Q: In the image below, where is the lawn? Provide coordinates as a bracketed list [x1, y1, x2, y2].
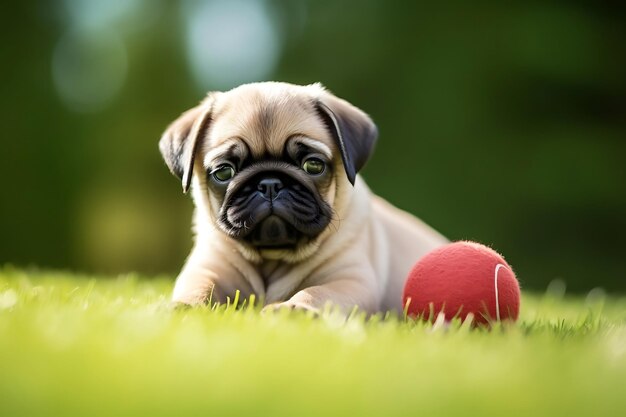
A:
[1, 266, 625, 417]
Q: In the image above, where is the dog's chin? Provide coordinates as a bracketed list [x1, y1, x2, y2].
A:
[255, 239, 322, 262]
[242, 215, 323, 262]
[220, 214, 324, 263]
[248, 215, 300, 248]
[232, 233, 321, 263]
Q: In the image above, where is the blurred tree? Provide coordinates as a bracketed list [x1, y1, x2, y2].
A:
[0, 0, 624, 292]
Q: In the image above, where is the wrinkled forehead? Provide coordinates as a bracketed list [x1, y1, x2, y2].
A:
[203, 89, 334, 160]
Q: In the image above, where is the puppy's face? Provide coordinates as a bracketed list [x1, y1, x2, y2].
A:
[159, 82, 377, 262]
[203, 91, 337, 258]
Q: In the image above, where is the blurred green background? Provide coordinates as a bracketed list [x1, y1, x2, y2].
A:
[1, 1, 624, 292]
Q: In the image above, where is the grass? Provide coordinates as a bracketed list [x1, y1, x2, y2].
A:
[1, 267, 625, 417]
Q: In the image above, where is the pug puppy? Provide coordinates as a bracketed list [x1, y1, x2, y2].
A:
[159, 82, 447, 315]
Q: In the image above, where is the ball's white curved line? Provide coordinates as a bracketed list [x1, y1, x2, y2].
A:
[494, 263, 507, 321]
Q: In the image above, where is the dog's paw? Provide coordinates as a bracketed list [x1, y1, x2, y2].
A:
[261, 301, 320, 317]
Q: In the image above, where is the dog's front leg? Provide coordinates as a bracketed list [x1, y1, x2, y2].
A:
[171, 264, 221, 306]
[263, 268, 380, 316]
[171, 248, 253, 307]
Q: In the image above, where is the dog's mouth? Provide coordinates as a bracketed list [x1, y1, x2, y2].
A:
[248, 215, 299, 248]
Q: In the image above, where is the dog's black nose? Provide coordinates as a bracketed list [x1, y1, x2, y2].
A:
[257, 178, 283, 200]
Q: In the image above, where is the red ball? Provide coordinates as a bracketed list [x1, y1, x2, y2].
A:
[403, 241, 520, 325]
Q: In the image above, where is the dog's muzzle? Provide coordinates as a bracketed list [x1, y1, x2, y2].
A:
[219, 170, 331, 248]
[249, 177, 298, 246]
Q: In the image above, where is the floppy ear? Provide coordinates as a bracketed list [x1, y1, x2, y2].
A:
[159, 98, 215, 193]
[315, 94, 378, 185]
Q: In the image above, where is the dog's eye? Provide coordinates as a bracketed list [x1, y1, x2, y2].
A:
[302, 158, 325, 175]
[211, 164, 235, 182]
